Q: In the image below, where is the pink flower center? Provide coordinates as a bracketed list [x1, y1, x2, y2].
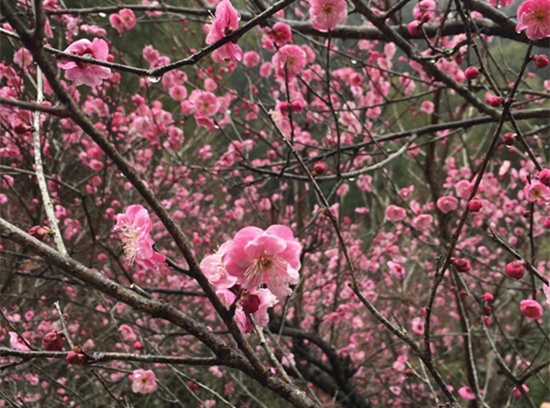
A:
[533, 9, 547, 23]
[321, 4, 335, 14]
[244, 255, 274, 287]
[120, 226, 140, 264]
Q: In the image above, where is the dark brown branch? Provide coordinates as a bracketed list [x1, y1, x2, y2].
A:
[0, 347, 222, 366]
[0, 97, 71, 118]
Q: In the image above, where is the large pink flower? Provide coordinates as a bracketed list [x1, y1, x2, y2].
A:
[129, 369, 157, 394]
[205, 0, 243, 61]
[272, 45, 307, 79]
[114, 205, 165, 269]
[516, 0, 550, 41]
[223, 225, 302, 299]
[57, 38, 112, 87]
[309, 0, 347, 32]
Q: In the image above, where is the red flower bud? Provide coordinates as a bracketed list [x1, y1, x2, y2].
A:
[312, 161, 326, 177]
[66, 347, 87, 365]
[505, 260, 525, 280]
[482, 292, 494, 303]
[291, 100, 304, 113]
[464, 66, 480, 80]
[42, 330, 64, 351]
[407, 21, 422, 36]
[487, 95, 503, 107]
[188, 380, 199, 392]
[28, 225, 51, 241]
[533, 54, 549, 69]
[451, 258, 471, 273]
[241, 293, 261, 314]
[468, 198, 482, 213]
[539, 168, 550, 187]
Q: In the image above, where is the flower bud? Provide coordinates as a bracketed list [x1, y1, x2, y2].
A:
[312, 161, 326, 177]
[241, 293, 261, 314]
[464, 66, 480, 80]
[468, 198, 482, 213]
[487, 95, 503, 107]
[539, 168, 550, 187]
[66, 347, 86, 365]
[188, 380, 199, 392]
[407, 21, 421, 36]
[42, 330, 64, 351]
[502, 132, 516, 146]
[482, 292, 494, 303]
[533, 54, 549, 69]
[28, 225, 51, 241]
[451, 257, 471, 273]
[505, 260, 525, 280]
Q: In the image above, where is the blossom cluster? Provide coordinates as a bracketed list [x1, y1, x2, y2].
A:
[114, 205, 166, 270]
[200, 225, 302, 332]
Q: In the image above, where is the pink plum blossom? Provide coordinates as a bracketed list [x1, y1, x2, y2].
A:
[191, 90, 219, 118]
[385, 205, 406, 222]
[411, 317, 424, 335]
[243, 51, 260, 67]
[516, 0, 550, 41]
[412, 214, 433, 229]
[129, 369, 157, 394]
[223, 225, 302, 299]
[413, 0, 436, 21]
[519, 299, 543, 319]
[57, 38, 112, 87]
[420, 100, 434, 114]
[458, 386, 476, 400]
[205, 0, 243, 61]
[523, 180, 550, 204]
[309, 0, 347, 32]
[9, 331, 30, 351]
[200, 241, 238, 290]
[272, 45, 307, 79]
[436, 196, 458, 213]
[114, 205, 166, 269]
[109, 9, 137, 34]
[118, 324, 138, 342]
